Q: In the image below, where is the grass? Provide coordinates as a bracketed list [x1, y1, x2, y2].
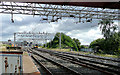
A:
[94, 53, 118, 58]
[43, 48, 91, 55]
[44, 48, 71, 52]
[43, 48, 119, 58]
[71, 51, 91, 55]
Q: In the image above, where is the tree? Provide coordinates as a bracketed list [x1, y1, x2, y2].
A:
[98, 19, 118, 39]
[45, 32, 78, 51]
[110, 32, 120, 54]
[90, 32, 120, 54]
[80, 45, 86, 48]
[73, 38, 81, 50]
[97, 19, 118, 54]
[90, 38, 105, 53]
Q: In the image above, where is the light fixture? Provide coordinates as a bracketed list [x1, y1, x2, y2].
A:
[70, 15, 75, 18]
[42, 18, 48, 20]
[11, 13, 14, 23]
[51, 19, 55, 22]
[11, 18, 14, 23]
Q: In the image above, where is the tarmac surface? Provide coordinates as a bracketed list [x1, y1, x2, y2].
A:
[23, 52, 40, 75]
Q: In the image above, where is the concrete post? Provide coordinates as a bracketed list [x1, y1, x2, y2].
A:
[59, 33, 61, 49]
[45, 39, 47, 48]
[14, 33, 16, 47]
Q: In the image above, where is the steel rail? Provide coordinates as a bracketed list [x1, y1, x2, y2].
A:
[31, 55, 53, 75]
[54, 54, 114, 75]
[55, 52, 120, 69]
[38, 48, 120, 63]
[53, 53, 120, 74]
[33, 49, 113, 74]
[61, 51, 120, 63]
[34, 48, 120, 75]
[31, 50, 82, 75]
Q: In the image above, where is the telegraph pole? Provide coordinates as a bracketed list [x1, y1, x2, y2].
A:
[45, 39, 47, 48]
[59, 33, 61, 49]
[14, 33, 16, 47]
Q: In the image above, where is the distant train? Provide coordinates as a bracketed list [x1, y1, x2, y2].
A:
[33, 44, 38, 49]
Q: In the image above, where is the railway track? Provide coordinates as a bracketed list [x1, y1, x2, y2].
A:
[35, 48, 120, 63]
[31, 53, 82, 75]
[29, 49, 106, 75]
[31, 50, 105, 75]
[31, 55, 53, 75]
[64, 52, 120, 62]
[31, 48, 120, 75]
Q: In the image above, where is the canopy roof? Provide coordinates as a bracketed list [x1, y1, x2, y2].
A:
[0, 0, 120, 9]
[39, 2, 120, 9]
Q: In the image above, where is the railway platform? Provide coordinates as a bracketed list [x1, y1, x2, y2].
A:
[23, 52, 40, 75]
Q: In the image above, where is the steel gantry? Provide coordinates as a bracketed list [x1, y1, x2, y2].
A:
[14, 32, 55, 47]
[0, 1, 119, 23]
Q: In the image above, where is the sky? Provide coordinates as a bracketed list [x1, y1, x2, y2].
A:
[0, 14, 119, 45]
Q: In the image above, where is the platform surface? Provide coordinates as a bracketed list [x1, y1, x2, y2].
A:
[23, 52, 40, 75]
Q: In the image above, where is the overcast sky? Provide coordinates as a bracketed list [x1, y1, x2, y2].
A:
[0, 14, 119, 45]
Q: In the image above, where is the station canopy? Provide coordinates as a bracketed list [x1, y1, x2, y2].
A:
[0, 0, 120, 9]
[0, 0, 119, 22]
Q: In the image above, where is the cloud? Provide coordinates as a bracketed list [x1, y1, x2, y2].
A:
[1, 14, 40, 26]
[65, 27, 103, 45]
[14, 16, 23, 22]
[53, 18, 99, 33]
[1, 14, 104, 45]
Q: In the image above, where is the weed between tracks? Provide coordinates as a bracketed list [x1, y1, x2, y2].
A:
[42, 48, 119, 58]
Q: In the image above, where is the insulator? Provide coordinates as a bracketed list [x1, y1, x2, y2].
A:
[11, 19, 14, 23]
[70, 15, 75, 17]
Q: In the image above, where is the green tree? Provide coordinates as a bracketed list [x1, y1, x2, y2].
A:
[73, 38, 81, 50]
[80, 45, 86, 48]
[90, 32, 120, 54]
[97, 19, 119, 54]
[90, 38, 105, 53]
[45, 32, 78, 51]
[110, 32, 120, 54]
[98, 19, 118, 39]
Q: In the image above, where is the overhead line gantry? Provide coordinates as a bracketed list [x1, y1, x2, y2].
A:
[0, 1, 119, 23]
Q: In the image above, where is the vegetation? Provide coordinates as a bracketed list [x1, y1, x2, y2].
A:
[89, 38, 105, 53]
[43, 19, 120, 57]
[43, 32, 81, 51]
[80, 45, 88, 48]
[98, 19, 117, 39]
[90, 19, 120, 57]
[43, 48, 71, 52]
[73, 38, 81, 50]
[43, 47, 118, 58]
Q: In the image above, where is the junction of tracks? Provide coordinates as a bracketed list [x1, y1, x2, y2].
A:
[25, 48, 120, 75]
[1, 0, 120, 75]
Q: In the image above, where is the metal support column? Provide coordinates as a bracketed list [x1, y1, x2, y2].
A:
[59, 33, 61, 49]
[45, 39, 47, 48]
[14, 33, 16, 47]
